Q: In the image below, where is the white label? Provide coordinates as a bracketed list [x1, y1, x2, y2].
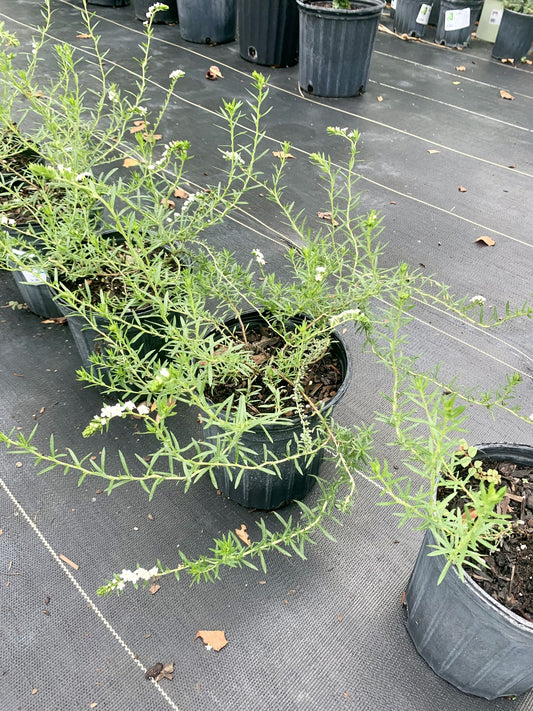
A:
[391, 0, 397, 8]
[21, 269, 48, 284]
[489, 8, 503, 24]
[444, 7, 471, 31]
[416, 4, 432, 24]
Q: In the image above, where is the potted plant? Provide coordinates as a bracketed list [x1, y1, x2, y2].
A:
[296, 0, 385, 97]
[492, 0, 533, 60]
[434, 0, 484, 46]
[177, 0, 236, 44]
[238, 0, 299, 67]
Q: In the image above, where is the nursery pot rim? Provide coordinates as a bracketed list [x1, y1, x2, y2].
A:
[428, 441, 533, 630]
[296, 0, 386, 17]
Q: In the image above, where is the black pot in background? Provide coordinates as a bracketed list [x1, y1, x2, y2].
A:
[11, 264, 62, 318]
[238, 0, 299, 67]
[394, 0, 433, 36]
[87, 0, 130, 6]
[133, 0, 179, 22]
[492, 8, 533, 61]
[205, 312, 352, 510]
[177, 0, 236, 44]
[405, 443, 533, 699]
[296, 0, 385, 98]
[435, 0, 483, 46]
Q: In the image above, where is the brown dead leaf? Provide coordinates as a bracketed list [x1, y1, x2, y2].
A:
[462, 508, 478, 522]
[15, 462, 22, 468]
[526, 59, 533, 65]
[129, 121, 146, 134]
[377, 95, 383, 102]
[317, 211, 339, 227]
[32, 689, 38, 695]
[149, 583, 161, 595]
[145, 663, 163, 679]
[142, 133, 162, 142]
[272, 150, 295, 160]
[89, 704, 99, 709]
[76, 33, 91, 39]
[148, 513, 154, 521]
[501, 58, 514, 64]
[427, 149, 440, 154]
[195, 630, 228, 651]
[206, 65, 223, 80]
[0, 530, 3, 535]
[235, 524, 251, 546]
[41, 316, 67, 325]
[59, 554, 79, 570]
[458, 185, 467, 192]
[155, 662, 174, 683]
[174, 187, 190, 199]
[500, 89, 514, 100]
[453, 81, 461, 85]
[455, 65, 466, 72]
[123, 158, 140, 168]
[474, 236, 496, 247]
[39, 407, 45, 414]
[160, 197, 175, 210]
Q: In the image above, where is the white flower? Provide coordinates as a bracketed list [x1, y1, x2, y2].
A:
[75, 172, 91, 182]
[100, 403, 124, 419]
[529, 414, 533, 421]
[315, 266, 326, 282]
[181, 192, 199, 213]
[136, 106, 147, 116]
[116, 581, 125, 591]
[0, 215, 16, 226]
[169, 69, 185, 80]
[108, 89, 118, 103]
[56, 164, 65, 173]
[123, 401, 136, 411]
[145, 2, 168, 19]
[31, 40, 37, 55]
[149, 566, 159, 576]
[222, 150, 245, 166]
[136, 404, 150, 416]
[119, 569, 138, 583]
[470, 295, 486, 306]
[252, 249, 266, 266]
[159, 367, 170, 379]
[136, 568, 152, 581]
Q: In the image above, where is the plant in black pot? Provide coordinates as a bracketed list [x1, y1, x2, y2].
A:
[434, 0, 484, 46]
[492, 0, 533, 61]
[296, 0, 385, 97]
[393, 0, 434, 37]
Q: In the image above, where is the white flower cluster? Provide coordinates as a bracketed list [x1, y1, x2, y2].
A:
[75, 171, 91, 182]
[222, 150, 245, 166]
[115, 566, 159, 591]
[99, 400, 138, 423]
[181, 191, 201, 214]
[169, 69, 185, 80]
[1, 215, 16, 226]
[329, 308, 364, 328]
[252, 248, 266, 266]
[148, 140, 189, 171]
[145, 2, 168, 21]
[135, 105, 147, 116]
[470, 295, 486, 306]
[315, 266, 326, 282]
[108, 88, 119, 103]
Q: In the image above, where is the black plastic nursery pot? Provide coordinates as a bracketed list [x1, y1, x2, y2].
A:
[296, 0, 385, 98]
[87, 0, 130, 6]
[492, 8, 533, 61]
[177, 0, 236, 44]
[205, 312, 352, 510]
[394, 0, 434, 37]
[404, 443, 533, 700]
[133, 0, 179, 23]
[11, 264, 62, 318]
[435, 0, 483, 46]
[238, 0, 299, 67]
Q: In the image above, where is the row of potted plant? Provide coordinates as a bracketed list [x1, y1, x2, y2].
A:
[1, 2, 533, 699]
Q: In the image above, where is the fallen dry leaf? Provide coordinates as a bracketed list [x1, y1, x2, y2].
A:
[145, 663, 163, 680]
[160, 197, 175, 210]
[76, 33, 91, 39]
[149, 583, 161, 595]
[475, 236, 496, 247]
[41, 316, 67, 324]
[317, 211, 339, 227]
[462, 508, 478, 522]
[123, 158, 140, 168]
[501, 58, 514, 64]
[174, 187, 190, 199]
[235, 524, 251, 546]
[272, 150, 295, 160]
[427, 149, 440, 154]
[458, 185, 467, 192]
[141, 132, 162, 142]
[500, 89, 514, 100]
[155, 662, 174, 683]
[129, 121, 146, 134]
[32, 689, 38, 695]
[196, 630, 228, 651]
[206, 65, 223, 80]
[453, 81, 461, 85]
[59, 554, 79, 570]
[377, 95, 383, 102]
[15, 461, 22, 468]
[89, 704, 99, 709]
[455, 65, 466, 72]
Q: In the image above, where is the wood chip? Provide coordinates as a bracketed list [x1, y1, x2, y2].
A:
[59, 554, 79, 570]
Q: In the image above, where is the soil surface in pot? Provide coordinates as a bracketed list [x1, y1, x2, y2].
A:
[206, 321, 343, 416]
[441, 459, 533, 621]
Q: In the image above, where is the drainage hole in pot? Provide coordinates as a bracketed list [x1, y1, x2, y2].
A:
[307, 83, 313, 93]
[205, 37, 211, 44]
[248, 46, 257, 58]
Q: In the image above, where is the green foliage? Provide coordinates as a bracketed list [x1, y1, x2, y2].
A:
[503, 0, 533, 15]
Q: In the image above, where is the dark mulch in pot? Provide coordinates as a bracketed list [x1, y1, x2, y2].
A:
[207, 321, 343, 416]
[442, 460, 533, 621]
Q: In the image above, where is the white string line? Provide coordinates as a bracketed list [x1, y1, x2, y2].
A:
[371, 80, 533, 134]
[50, 1, 533, 178]
[0, 475, 182, 711]
[373, 50, 533, 97]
